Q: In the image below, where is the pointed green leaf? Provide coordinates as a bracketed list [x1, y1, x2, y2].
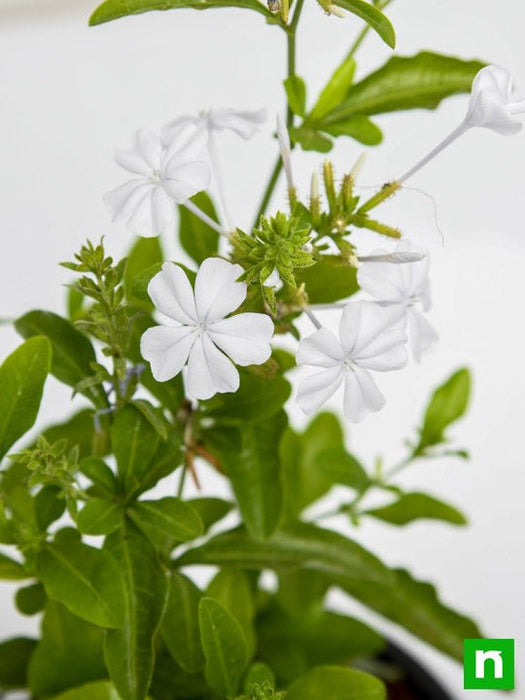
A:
[295, 255, 358, 303]
[340, 567, 481, 660]
[36, 538, 126, 628]
[207, 569, 256, 656]
[322, 114, 382, 145]
[90, 0, 274, 26]
[284, 75, 307, 117]
[286, 665, 386, 699]
[198, 597, 249, 697]
[178, 522, 392, 586]
[0, 552, 28, 581]
[129, 497, 203, 551]
[34, 485, 66, 532]
[0, 336, 51, 461]
[77, 498, 123, 535]
[179, 191, 220, 265]
[310, 55, 356, 121]
[111, 404, 160, 495]
[290, 126, 333, 153]
[0, 637, 37, 691]
[104, 520, 168, 700]
[366, 491, 467, 526]
[15, 311, 108, 409]
[187, 497, 233, 532]
[28, 602, 106, 697]
[333, 0, 395, 48]
[53, 681, 122, 700]
[418, 368, 471, 451]
[161, 571, 204, 673]
[80, 457, 118, 498]
[125, 236, 163, 310]
[328, 52, 484, 121]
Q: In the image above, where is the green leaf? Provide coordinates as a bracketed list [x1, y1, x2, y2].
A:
[104, 520, 168, 700]
[179, 191, 220, 265]
[207, 569, 255, 655]
[340, 567, 481, 660]
[15, 582, 46, 616]
[187, 497, 233, 532]
[34, 484, 66, 532]
[328, 52, 484, 121]
[28, 602, 107, 697]
[0, 637, 37, 690]
[222, 411, 286, 540]
[130, 398, 169, 439]
[198, 597, 249, 698]
[125, 236, 163, 310]
[15, 311, 108, 409]
[129, 497, 203, 552]
[36, 537, 126, 629]
[284, 75, 307, 117]
[418, 368, 471, 451]
[366, 491, 467, 526]
[204, 369, 291, 423]
[332, 0, 395, 48]
[112, 404, 160, 496]
[77, 498, 123, 535]
[161, 571, 204, 673]
[178, 522, 392, 586]
[42, 409, 104, 460]
[80, 457, 118, 498]
[286, 665, 386, 699]
[90, 0, 274, 26]
[322, 114, 382, 145]
[316, 446, 369, 491]
[295, 255, 358, 303]
[290, 126, 333, 153]
[53, 681, 122, 700]
[310, 54, 356, 121]
[278, 570, 329, 617]
[0, 552, 27, 580]
[281, 413, 360, 517]
[0, 336, 51, 461]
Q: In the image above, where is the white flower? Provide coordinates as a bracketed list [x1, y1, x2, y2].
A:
[162, 108, 266, 145]
[297, 301, 408, 422]
[464, 65, 525, 135]
[357, 243, 438, 362]
[140, 258, 274, 400]
[104, 129, 210, 238]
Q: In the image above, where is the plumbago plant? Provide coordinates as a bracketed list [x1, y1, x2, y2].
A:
[1, 1, 524, 699]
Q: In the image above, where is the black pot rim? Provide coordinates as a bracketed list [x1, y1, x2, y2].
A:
[382, 641, 455, 700]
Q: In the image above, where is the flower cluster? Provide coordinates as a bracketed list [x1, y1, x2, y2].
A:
[103, 65, 524, 422]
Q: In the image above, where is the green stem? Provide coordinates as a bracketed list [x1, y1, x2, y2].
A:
[251, 0, 305, 229]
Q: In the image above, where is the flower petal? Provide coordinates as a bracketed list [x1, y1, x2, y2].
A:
[163, 122, 208, 162]
[114, 148, 151, 176]
[207, 313, 274, 366]
[465, 65, 524, 134]
[339, 301, 405, 357]
[194, 258, 246, 322]
[296, 365, 344, 416]
[357, 260, 407, 303]
[185, 333, 239, 400]
[140, 325, 194, 382]
[343, 366, 385, 423]
[297, 328, 343, 368]
[126, 189, 161, 238]
[210, 108, 266, 138]
[163, 161, 211, 203]
[161, 115, 204, 148]
[150, 186, 175, 237]
[135, 129, 163, 170]
[103, 179, 151, 221]
[148, 262, 197, 324]
[407, 308, 439, 363]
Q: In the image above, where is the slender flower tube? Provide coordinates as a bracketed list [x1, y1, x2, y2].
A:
[276, 114, 295, 199]
[141, 258, 274, 400]
[297, 301, 408, 422]
[398, 65, 525, 183]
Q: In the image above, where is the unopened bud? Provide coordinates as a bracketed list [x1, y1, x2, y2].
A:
[327, 3, 345, 17]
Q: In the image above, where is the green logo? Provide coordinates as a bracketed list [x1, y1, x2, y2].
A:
[463, 639, 515, 690]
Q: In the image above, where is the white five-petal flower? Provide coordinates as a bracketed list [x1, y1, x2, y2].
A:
[297, 301, 408, 423]
[162, 108, 267, 145]
[357, 243, 438, 363]
[464, 65, 525, 134]
[104, 128, 210, 238]
[140, 258, 274, 400]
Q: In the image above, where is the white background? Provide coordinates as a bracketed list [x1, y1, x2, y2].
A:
[1, 1, 524, 698]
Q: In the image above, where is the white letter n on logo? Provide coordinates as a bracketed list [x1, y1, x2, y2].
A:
[475, 650, 504, 679]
